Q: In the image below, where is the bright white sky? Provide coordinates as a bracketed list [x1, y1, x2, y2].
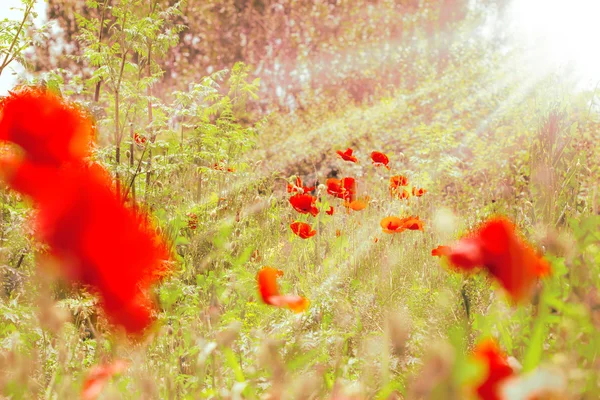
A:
[508, 0, 600, 88]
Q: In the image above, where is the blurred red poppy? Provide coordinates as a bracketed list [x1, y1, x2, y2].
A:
[0, 87, 94, 166]
[336, 148, 358, 163]
[326, 206, 334, 215]
[371, 151, 390, 170]
[389, 175, 408, 195]
[380, 216, 424, 233]
[257, 267, 309, 312]
[81, 359, 129, 400]
[472, 339, 514, 400]
[134, 132, 147, 147]
[344, 196, 369, 211]
[398, 189, 410, 200]
[412, 187, 426, 197]
[402, 216, 424, 231]
[0, 158, 171, 334]
[431, 245, 451, 257]
[326, 177, 356, 202]
[446, 217, 550, 302]
[290, 221, 317, 239]
[289, 193, 319, 216]
[188, 213, 198, 230]
[336, 229, 342, 237]
[287, 176, 315, 194]
[380, 216, 405, 234]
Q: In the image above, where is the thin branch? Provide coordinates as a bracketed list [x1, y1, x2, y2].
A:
[0, 1, 34, 76]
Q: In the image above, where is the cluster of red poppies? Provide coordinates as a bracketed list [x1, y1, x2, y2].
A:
[257, 147, 430, 313]
[0, 87, 171, 335]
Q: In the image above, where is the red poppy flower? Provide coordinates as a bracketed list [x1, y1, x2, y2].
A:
[344, 196, 369, 211]
[472, 339, 514, 400]
[412, 187, 426, 197]
[446, 217, 550, 302]
[187, 213, 198, 230]
[289, 193, 319, 216]
[287, 176, 315, 194]
[326, 206, 334, 215]
[336, 229, 341, 237]
[389, 175, 408, 195]
[398, 189, 410, 200]
[373, 237, 379, 243]
[431, 245, 451, 257]
[0, 87, 94, 166]
[0, 158, 171, 334]
[81, 359, 129, 400]
[326, 177, 356, 202]
[336, 148, 358, 163]
[290, 221, 316, 239]
[380, 216, 424, 233]
[226, 167, 235, 173]
[134, 132, 147, 146]
[371, 151, 390, 170]
[257, 267, 309, 312]
[380, 216, 405, 234]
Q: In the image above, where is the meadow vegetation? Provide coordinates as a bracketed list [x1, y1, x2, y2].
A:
[0, 0, 599, 399]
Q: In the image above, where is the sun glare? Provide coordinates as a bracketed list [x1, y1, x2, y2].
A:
[509, 0, 600, 86]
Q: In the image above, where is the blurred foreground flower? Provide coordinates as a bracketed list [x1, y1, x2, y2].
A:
[0, 87, 171, 335]
[440, 216, 550, 302]
[0, 87, 94, 166]
[257, 267, 309, 312]
[81, 359, 129, 400]
[471, 339, 514, 400]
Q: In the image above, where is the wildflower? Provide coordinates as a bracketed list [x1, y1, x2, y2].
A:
[374, 237, 379, 243]
[371, 151, 390, 170]
[389, 175, 408, 195]
[326, 205, 334, 215]
[412, 187, 426, 197]
[445, 217, 550, 302]
[336, 148, 358, 163]
[399, 189, 410, 200]
[380, 216, 424, 234]
[344, 196, 369, 211]
[290, 221, 316, 239]
[326, 177, 356, 202]
[472, 339, 514, 400]
[431, 245, 451, 257]
[380, 216, 405, 234]
[0, 87, 94, 166]
[289, 193, 319, 216]
[402, 216, 425, 231]
[336, 229, 341, 237]
[0, 158, 171, 334]
[287, 176, 315, 194]
[134, 132, 147, 147]
[188, 213, 198, 230]
[257, 267, 309, 312]
[81, 359, 129, 400]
